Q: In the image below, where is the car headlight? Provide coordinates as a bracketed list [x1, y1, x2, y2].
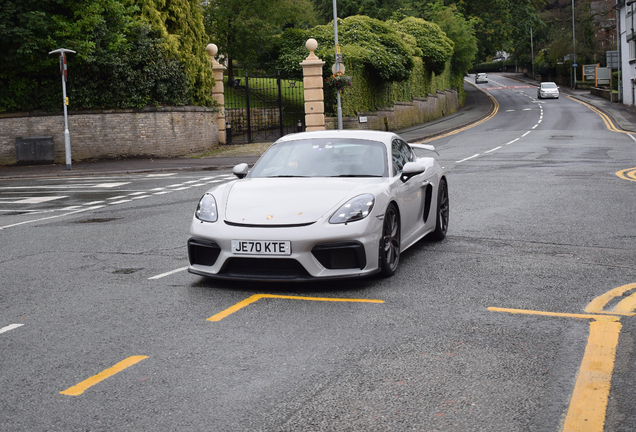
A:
[329, 194, 375, 224]
[195, 193, 218, 222]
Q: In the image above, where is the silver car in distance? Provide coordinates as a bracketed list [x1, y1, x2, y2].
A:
[537, 82, 559, 99]
[187, 130, 449, 281]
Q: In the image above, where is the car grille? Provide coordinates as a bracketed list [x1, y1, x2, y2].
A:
[311, 241, 366, 270]
[188, 239, 221, 266]
[221, 258, 311, 279]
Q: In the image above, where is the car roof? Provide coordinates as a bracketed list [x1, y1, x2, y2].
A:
[275, 130, 400, 146]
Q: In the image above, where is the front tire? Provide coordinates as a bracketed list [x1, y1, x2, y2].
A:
[430, 178, 449, 241]
[379, 204, 400, 277]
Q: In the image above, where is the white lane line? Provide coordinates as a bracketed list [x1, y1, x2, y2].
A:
[456, 154, 480, 163]
[0, 205, 104, 230]
[522, 131, 532, 137]
[149, 188, 165, 191]
[532, 124, 538, 129]
[172, 187, 190, 191]
[154, 191, 173, 195]
[85, 201, 105, 205]
[148, 266, 189, 280]
[0, 196, 68, 204]
[109, 199, 132, 205]
[523, 108, 532, 111]
[506, 138, 520, 145]
[485, 146, 502, 154]
[128, 192, 146, 196]
[146, 173, 177, 177]
[0, 324, 24, 334]
[131, 195, 151, 200]
[506, 110, 515, 112]
[628, 134, 636, 143]
[107, 196, 127, 200]
[92, 183, 130, 188]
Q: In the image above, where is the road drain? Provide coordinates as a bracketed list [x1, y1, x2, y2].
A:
[550, 135, 574, 140]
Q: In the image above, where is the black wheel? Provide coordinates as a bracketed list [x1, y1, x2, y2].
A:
[379, 204, 400, 277]
[430, 178, 449, 241]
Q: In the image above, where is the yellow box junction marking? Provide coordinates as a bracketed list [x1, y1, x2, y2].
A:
[490, 282, 636, 432]
[60, 355, 148, 396]
[208, 294, 384, 322]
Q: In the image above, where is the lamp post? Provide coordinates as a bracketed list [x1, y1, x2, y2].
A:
[572, 0, 577, 89]
[332, 0, 343, 130]
[49, 48, 76, 170]
[530, 26, 534, 80]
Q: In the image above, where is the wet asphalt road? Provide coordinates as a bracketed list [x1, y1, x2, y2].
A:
[1, 75, 636, 431]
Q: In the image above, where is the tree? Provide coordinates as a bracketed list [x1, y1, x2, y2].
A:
[0, 0, 210, 112]
[140, 0, 214, 105]
[454, 0, 512, 61]
[395, 17, 453, 76]
[203, 0, 316, 80]
[312, 0, 406, 23]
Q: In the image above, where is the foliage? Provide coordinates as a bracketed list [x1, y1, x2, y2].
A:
[422, 2, 478, 78]
[394, 16, 453, 76]
[276, 15, 415, 82]
[203, 0, 316, 78]
[312, 0, 407, 23]
[454, 0, 512, 62]
[0, 0, 211, 113]
[139, 0, 214, 105]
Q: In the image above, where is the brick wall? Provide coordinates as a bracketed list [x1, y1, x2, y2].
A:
[0, 106, 219, 166]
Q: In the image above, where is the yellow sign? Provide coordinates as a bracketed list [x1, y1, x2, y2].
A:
[64, 97, 69, 106]
[336, 44, 341, 54]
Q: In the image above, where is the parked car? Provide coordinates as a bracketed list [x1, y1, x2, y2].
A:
[475, 73, 488, 84]
[538, 82, 559, 99]
[187, 130, 449, 281]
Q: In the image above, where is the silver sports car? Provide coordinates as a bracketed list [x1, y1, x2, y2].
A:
[187, 130, 448, 281]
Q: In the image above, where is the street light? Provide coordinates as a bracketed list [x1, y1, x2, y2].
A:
[572, 0, 577, 89]
[332, 0, 343, 130]
[49, 48, 76, 170]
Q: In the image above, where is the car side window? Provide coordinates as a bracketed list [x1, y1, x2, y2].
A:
[392, 139, 410, 176]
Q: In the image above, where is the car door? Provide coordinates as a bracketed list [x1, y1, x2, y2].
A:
[391, 139, 425, 240]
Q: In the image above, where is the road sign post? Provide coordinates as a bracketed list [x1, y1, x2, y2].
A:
[49, 48, 76, 170]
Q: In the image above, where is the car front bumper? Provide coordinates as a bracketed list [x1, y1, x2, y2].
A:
[188, 217, 383, 281]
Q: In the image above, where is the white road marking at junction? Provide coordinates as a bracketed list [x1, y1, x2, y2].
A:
[92, 183, 130, 188]
[0, 324, 24, 334]
[0, 205, 104, 230]
[148, 266, 189, 280]
[0, 196, 68, 204]
[522, 131, 532, 137]
[485, 146, 502, 154]
[456, 154, 481, 163]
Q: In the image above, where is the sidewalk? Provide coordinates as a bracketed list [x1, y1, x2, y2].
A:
[5, 74, 633, 179]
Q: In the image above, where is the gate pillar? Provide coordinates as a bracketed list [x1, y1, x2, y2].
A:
[206, 43, 227, 144]
[300, 39, 325, 131]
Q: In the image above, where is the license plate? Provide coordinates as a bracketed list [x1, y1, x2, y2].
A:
[231, 240, 292, 256]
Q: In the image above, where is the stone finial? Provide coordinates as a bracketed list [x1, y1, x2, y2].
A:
[305, 38, 319, 61]
[206, 43, 219, 65]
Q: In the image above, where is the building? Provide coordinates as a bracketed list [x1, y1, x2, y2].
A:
[618, 0, 636, 105]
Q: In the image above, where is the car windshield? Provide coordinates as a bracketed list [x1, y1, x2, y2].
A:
[248, 138, 388, 178]
[542, 83, 557, 88]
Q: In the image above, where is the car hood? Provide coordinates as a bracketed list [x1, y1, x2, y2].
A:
[224, 178, 378, 225]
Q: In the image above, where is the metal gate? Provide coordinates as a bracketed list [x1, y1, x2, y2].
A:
[224, 70, 305, 144]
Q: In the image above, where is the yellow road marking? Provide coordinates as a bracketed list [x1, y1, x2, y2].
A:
[567, 96, 631, 134]
[60, 355, 148, 396]
[487, 307, 619, 321]
[586, 282, 636, 315]
[489, 284, 636, 432]
[563, 319, 622, 432]
[208, 294, 384, 322]
[616, 167, 636, 182]
[416, 83, 499, 143]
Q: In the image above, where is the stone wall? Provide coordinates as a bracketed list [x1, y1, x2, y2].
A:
[0, 106, 219, 166]
[325, 89, 458, 132]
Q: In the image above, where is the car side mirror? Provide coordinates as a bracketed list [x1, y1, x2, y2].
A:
[232, 163, 249, 179]
[400, 161, 425, 183]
